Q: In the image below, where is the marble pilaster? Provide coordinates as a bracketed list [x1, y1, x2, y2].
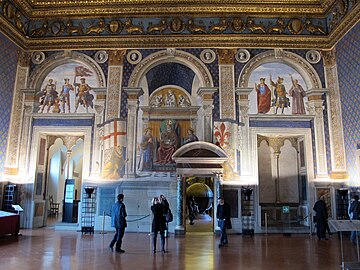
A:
[197, 87, 217, 142]
[322, 50, 348, 180]
[124, 87, 143, 177]
[307, 88, 329, 178]
[235, 88, 253, 176]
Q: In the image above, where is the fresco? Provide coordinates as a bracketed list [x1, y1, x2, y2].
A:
[38, 63, 98, 114]
[248, 62, 307, 115]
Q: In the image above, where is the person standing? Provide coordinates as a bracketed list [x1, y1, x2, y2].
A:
[151, 197, 167, 253]
[349, 195, 360, 243]
[255, 77, 272, 114]
[109, 194, 127, 253]
[313, 195, 328, 240]
[160, 194, 171, 238]
[217, 197, 231, 247]
[288, 74, 306, 114]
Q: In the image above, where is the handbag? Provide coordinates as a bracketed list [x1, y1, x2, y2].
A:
[165, 209, 173, 223]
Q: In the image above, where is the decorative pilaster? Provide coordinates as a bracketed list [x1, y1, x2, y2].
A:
[5, 51, 31, 175]
[91, 96, 105, 176]
[197, 87, 217, 142]
[307, 88, 329, 178]
[105, 50, 126, 121]
[236, 88, 253, 176]
[18, 89, 36, 173]
[124, 87, 143, 177]
[322, 49, 348, 180]
[175, 175, 185, 235]
[217, 49, 236, 120]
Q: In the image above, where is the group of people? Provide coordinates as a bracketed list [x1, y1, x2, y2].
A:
[38, 77, 94, 113]
[109, 194, 232, 253]
[313, 194, 360, 243]
[255, 74, 306, 115]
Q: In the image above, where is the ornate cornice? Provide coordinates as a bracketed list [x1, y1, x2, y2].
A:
[14, 1, 336, 18]
[1, 0, 358, 50]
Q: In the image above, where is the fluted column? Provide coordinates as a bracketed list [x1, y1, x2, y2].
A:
[197, 87, 217, 142]
[322, 50, 348, 180]
[175, 175, 185, 235]
[124, 87, 143, 177]
[236, 88, 252, 176]
[307, 89, 329, 178]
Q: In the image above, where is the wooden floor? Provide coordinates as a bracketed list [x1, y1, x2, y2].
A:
[1, 228, 360, 270]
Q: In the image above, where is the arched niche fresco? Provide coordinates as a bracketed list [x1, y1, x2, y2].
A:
[248, 62, 308, 115]
[37, 62, 99, 114]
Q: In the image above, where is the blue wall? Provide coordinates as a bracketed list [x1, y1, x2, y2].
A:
[0, 32, 18, 173]
[336, 22, 360, 182]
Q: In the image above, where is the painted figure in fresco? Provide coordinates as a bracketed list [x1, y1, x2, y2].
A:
[101, 147, 127, 179]
[156, 120, 178, 164]
[270, 74, 290, 114]
[60, 78, 75, 113]
[138, 128, 154, 171]
[183, 128, 199, 145]
[165, 90, 176, 107]
[289, 74, 306, 114]
[255, 78, 271, 114]
[178, 94, 190, 107]
[151, 94, 163, 107]
[40, 79, 58, 113]
[75, 78, 94, 113]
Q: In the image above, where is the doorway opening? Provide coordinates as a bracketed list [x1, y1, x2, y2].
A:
[185, 177, 214, 233]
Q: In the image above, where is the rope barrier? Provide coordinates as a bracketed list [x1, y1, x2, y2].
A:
[101, 212, 150, 222]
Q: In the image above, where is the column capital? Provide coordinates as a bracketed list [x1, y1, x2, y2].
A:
[124, 87, 144, 101]
[306, 88, 329, 99]
[235, 87, 253, 100]
[197, 87, 217, 101]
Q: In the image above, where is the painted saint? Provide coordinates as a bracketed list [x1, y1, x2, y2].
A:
[289, 75, 306, 114]
[255, 78, 271, 114]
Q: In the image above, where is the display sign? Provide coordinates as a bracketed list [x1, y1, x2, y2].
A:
[282, 205, 290, 214]
[64, 179, 75, 203]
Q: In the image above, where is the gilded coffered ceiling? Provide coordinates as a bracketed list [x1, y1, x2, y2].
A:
[0, 0, 359, 50]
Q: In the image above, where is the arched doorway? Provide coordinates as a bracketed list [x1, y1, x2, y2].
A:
[172, 141, 227, 235]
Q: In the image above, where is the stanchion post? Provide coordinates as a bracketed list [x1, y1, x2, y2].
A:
[265, 212, 268, 235]
[100, 211, 107, 234]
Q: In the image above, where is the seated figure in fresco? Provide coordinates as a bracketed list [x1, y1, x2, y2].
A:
[270, 74, 290, 114]
[101, 147, 127, 179]
[138, 128, 154, 171]
[183, 128, 199, 145]
[165, 90, 176, 107]
[156, 120, 178, 164]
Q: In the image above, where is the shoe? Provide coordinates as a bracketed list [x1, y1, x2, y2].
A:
[153, 250, 156, 253]
[190, 222, 194, 225]
[109, 246, 113, 252]
[218, 244, 224, 248]
[162, 250, 166, 253]
[116, 249, 126, 253]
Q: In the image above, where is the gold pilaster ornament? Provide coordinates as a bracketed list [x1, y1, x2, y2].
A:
[217, 48, 235, 65]
[108, 50, 126, 65]
[17, 50, 31, 67]
[321, 49, 336, 67]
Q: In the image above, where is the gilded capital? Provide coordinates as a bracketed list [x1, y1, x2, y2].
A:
[109, 50, 126, 65]
[18, 50, 31, 67]
[217, 49, 236, 65]
[321, 49, 336, 67]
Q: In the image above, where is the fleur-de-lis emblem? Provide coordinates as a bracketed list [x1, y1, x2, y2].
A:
[214, 123, 231, 147]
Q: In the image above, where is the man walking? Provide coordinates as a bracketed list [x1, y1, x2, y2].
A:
[349, 195, 360, 243]
[217, 197, 231, 247]
[109, 194, 127, 253]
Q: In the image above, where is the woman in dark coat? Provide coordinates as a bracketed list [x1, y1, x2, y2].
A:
[313, 195, 329, 240]
[151, 197, 167, 253]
